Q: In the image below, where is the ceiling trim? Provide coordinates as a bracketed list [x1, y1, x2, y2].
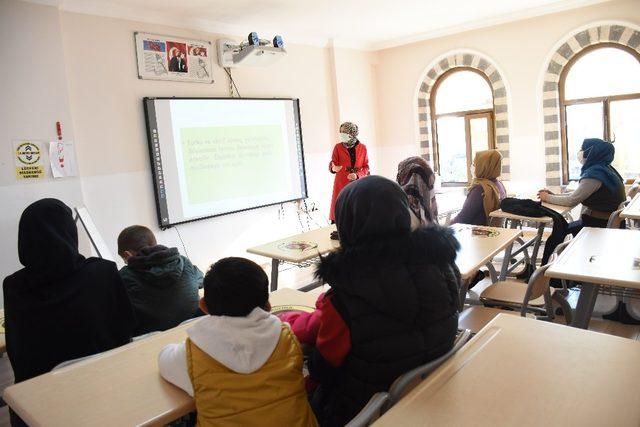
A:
[22, 0, 613, 52]
[372, 0, 613, 50]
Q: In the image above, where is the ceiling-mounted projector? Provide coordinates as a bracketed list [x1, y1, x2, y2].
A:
[217, 32, 286, 67]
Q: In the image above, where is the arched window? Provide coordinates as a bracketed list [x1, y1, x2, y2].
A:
[430, 68, 495, 184]
[560, 43, 640, 181]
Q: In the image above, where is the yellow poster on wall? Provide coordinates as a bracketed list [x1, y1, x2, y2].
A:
[14, 141, 45, 180]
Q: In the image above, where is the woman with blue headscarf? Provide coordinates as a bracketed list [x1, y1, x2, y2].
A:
[539, 138, 625, 234]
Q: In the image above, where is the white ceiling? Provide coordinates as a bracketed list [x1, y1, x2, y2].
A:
[33, 0, 611, 50]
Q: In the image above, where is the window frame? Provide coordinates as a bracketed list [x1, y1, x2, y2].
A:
[559, 42, 640, 183]
[430, 67, 496, 185]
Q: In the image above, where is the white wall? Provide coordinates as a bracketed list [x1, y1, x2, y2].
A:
[57, 10, 380, 279]
[374, 0, 640, 185]
[0, 0, 86, 304]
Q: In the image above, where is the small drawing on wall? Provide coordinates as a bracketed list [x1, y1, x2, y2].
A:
[135, 32, 213, 83]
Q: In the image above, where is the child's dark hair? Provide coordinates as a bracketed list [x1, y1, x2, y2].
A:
[203, 257, 269, 317]
[117, 225, 157, 256]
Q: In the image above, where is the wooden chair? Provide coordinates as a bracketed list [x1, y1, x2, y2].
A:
[458, 305, 520, 334]
[345, 392, 390, 427]
[384, 329, 472, 410]
[479, 238, 572, 319]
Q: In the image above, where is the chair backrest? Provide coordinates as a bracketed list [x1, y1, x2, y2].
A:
[179, 317, 200, 326]
[386, 329, 472, 408]
[345, 392, 390, 427]
[607, 208, 625, 229]
[520, 257, 555, 314]
[53, 353, 100, 371]
[132, 331, 161, 342]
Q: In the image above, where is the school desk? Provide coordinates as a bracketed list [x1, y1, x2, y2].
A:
[374, 314, 640, 427]
[2, 288, 321, 427]
[451, 224, 522, 309]
[247, 225, 338, 291]
[545, 227, 640, 329]
[489, 202, 573, 274]
[621, 193, 640, 220]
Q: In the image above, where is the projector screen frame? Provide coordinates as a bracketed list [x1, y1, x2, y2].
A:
[143, 96, 308, 229]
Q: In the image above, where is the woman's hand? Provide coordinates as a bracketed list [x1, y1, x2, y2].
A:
[538, 188, 553, 202]
[347, 173, 357, 181]
[331, 162, 343, 173]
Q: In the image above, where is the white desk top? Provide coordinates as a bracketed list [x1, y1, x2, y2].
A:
[452, 224, 522, 281]
[247, 225, 338, 263]
[2, 288, 321, 427]
[250, 223, 519, 282]
[545, 227, 640, 289]
[374, 314, 640, 427]
[621, 194, 640, 220]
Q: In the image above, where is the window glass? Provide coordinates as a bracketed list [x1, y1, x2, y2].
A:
[435, 71, 493, 115]
[565, 47, 640, 100]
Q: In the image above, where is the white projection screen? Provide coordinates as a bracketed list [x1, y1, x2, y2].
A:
[143, 98, 308, 228]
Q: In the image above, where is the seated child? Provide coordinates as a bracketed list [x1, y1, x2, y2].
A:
[118, 225, 203, 334]
[158, 257, 317, 427]
[283, 176, 460, 426]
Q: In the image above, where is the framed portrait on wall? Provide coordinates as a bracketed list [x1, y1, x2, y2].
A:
[134, 32, 214, 83]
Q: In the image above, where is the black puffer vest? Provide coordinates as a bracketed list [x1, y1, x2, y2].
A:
[315, 225, 460, 426]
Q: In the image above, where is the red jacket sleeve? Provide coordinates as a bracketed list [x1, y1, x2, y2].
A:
[329, 144, 340, 174]
[278, 292, 325, 345]
[315, 293, 351, 367]
[357, 145, 370, 178]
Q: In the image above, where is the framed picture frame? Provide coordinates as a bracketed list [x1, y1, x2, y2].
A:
[134, 32, 214, 83]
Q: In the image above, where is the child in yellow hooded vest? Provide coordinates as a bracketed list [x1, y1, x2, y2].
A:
[158, 257, 317, 427]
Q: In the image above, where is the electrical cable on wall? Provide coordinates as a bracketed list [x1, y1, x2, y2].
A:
[224, 67, 242, 98]
[174, 225, 189, 258]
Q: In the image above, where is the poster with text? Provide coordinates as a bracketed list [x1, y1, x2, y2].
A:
[135, 32, 213, 83]
[14, 140, 45, 180]
[49, 140, 78, 178]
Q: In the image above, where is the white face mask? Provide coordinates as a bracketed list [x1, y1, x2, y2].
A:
[577, 150, 586, 165]
[470, 164, 476, 177]
[339, 132, 351, 143]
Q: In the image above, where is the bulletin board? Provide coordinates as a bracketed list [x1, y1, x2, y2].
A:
[134, 32, 214, 83]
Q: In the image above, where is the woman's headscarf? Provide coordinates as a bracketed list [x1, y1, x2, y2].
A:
[18, 198, 85, 285]
[340, 122, 359, 149]
[469, 149, 502, 221]
[335, 175, 411, 248]
[396, 156, 438, 225]
[579, 138, 624, 193]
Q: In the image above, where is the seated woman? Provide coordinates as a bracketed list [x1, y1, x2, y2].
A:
[284, 176, 459, 427]
[539, 138, 625, 235]
[396, 156, 439, 226]
[3, 199, 135, 385]
[451, 149, 506, 226]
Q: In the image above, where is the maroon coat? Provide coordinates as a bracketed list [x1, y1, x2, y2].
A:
[329, 142, 370, 221]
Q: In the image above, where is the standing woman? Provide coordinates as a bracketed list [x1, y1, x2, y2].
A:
[328, 122, 370, 222]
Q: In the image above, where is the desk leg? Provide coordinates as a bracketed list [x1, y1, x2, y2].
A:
[571, 283, 599, 329]
[458, 278, 469, 311]
[529, 223, 545, 269]
[499, 242, 514, 282]
[270, 259, 280, 292]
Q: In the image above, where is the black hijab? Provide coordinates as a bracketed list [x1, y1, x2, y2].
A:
[335, 175, 411, 248]
[4, 199, 135, 383]
[18, 198, 85, 285]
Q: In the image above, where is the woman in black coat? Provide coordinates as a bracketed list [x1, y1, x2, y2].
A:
[3, 198, 135, 385]
[309, 176, 460, 426]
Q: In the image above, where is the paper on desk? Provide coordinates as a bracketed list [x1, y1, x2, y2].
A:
[49, 141, 78, 178]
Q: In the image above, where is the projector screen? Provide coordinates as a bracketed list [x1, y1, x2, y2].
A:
[143, 97, 307, 228]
